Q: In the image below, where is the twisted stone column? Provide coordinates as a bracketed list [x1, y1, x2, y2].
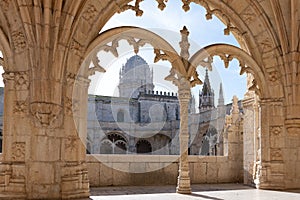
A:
[176, 84, 191, 194]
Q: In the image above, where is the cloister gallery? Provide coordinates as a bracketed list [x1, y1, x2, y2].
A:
[0, 0, 300, 199]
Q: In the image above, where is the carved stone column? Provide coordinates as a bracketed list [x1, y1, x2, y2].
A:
[176, 81, 191, 194]
[60, 73, 90, 199]
[0, 71, 29, 198]
[258, 98, 285, 190]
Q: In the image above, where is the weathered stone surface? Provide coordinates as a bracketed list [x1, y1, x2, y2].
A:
[0, 0, 299, 198]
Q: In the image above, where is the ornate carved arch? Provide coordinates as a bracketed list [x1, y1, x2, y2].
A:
[82, 26, 186, 77]
[75, 0, 284, 99]
[188, 43, 268, 98]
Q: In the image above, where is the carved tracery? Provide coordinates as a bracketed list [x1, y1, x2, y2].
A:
[188, 43, 266, 97]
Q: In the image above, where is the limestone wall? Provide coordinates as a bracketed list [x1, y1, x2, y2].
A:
[86, 155, 243, 187]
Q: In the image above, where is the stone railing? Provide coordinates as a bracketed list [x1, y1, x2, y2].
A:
[86, 154, 243, 187]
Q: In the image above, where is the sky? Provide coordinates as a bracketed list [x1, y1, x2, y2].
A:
[0, 1, 247, 106]
[88, 0, 246, 105]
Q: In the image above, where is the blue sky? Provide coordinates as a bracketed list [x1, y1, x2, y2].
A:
[89, 1, 246, 105]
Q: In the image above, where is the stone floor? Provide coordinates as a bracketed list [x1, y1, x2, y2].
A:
[89, 184, 300, 200]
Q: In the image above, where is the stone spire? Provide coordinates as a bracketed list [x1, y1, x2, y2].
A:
[218, 83, 224, 106]
[203, 68, 212, 93]
[199, 69, 215, 111]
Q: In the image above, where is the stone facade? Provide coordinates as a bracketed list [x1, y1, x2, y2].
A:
[0, 0, 299, 199]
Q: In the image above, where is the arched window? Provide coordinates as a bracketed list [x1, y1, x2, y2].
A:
[100, 133, 127, 154]
[136, 139, 152, 154]
[117, 110, 124, 122]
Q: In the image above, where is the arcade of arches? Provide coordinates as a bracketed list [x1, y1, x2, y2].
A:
[0, 0, 300, 199]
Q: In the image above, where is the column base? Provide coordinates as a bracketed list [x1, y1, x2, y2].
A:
[176, 177, 191, 194]
[176, 186, 192, 194]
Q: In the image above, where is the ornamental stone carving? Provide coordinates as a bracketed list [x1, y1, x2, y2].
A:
[270, 148, 283, 161]
[70, 39, 84, 56]
[30, 102, 62, 128]
[14, 100, 28, 114]
[14, 72, 29, 90]
[118, 0, 144, 16]
[270, 126, 282, 136]
[0, 0, 10, 11]
[82, 4, 98, 23]
[65, 97, 79, 116]
[11, 31, 26, 53]
[2, 72, 15, 85]
[12, 142, 26, 161]
[268, 71, 279, 82]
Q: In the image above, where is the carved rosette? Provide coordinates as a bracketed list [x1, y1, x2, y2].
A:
[270, 126, 282, 136]
[30, 103, 62, 128]
[14, 100, 28, 114]
[12, 142, 25, 161]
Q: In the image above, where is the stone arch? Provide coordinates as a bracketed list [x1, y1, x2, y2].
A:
[81, 26, 186, 78]
[100, 132, 128, 154]
[136, 139, 152, 154]
[74, 0, 284, 99]
[188, 43, 269, 98]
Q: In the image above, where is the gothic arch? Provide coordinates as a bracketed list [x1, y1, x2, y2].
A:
[73, 0, 284, 99]
[82, 26, 186, 78]
[188, 43, 269, 98]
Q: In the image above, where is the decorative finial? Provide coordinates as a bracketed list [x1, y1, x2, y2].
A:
[179, 26, 190, 70]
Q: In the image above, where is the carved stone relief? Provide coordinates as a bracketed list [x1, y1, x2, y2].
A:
[11, 31, 26, 53]
[14, 72, 29, 90]
[2, 72, 15, 85]
[82, 4, 98, 23]
[270, 126, 282, 136]
[30, 103, 62, 128]
[14, 100, 28, 114]
[118, 0, 144, 16]
[70, 39, 84, 56]
[0, 0, 10, 12]
[268, 70, 279, 82]
[12, 142, 25, 161]
[65, 97, 79, 116]
[65, 137, 77, 151]
[270, 148, 283, 161]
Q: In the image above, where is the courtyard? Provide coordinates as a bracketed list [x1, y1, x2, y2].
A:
[89, 184, 300, 200]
